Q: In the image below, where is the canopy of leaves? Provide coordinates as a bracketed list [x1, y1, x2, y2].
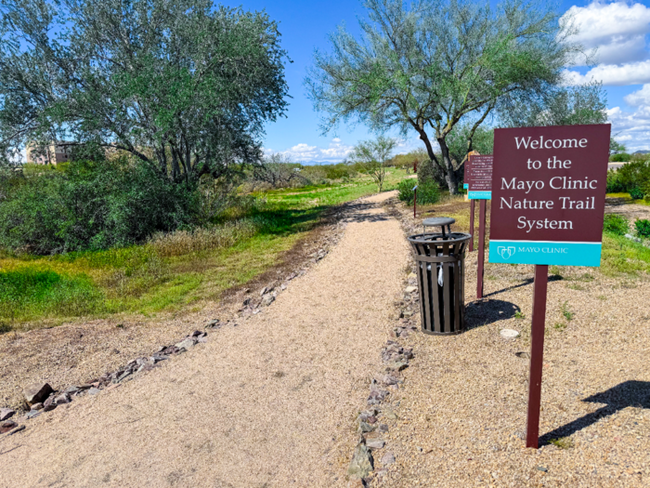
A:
[307, 0, 573, 193]
[0, 0, 289, 181]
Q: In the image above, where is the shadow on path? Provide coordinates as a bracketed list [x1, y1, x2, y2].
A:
[484, 274, 563, 298]
[465, 299, 521, 330]
[539, 380, 650, 446]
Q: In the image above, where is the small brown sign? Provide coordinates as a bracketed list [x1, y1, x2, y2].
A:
[468, 155, 493, 199]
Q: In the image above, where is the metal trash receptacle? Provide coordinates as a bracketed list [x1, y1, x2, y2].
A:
[407, 232, 471, 335]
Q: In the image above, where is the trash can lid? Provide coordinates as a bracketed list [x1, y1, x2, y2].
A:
[422, 217, 456, 227]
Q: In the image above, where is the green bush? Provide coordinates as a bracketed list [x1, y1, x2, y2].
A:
[0, 158, 197, 254]
[629, 187, 644, 200]
[397, 179, 418, 204]
[609, 152, 631, 162]
[636, 219, 650, 238]
[397, 178, 440, 205]
[603, 214, 629, 236]
[606, 170, 626, 193]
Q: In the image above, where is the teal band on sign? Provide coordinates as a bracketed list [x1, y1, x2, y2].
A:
[463, 183, 469, 189]
[489, 240, 602, 267]
[468, 191, 491, 199]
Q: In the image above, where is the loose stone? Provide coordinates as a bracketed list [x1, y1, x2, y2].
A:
[175, 338, 196, 351]
[348, 443, 374, 479]
[500, 329, 520, 339]
[23, 383, 54, 405]
[7, 425, 25, 435]
[405, 286, 417, 293]
[0, 408, 16, 421]
[261, 294, 275, 307]
[0, 419, 17, 434]
[88, 387, 101, 396]
[26, 410, 41, 419]
[366, 439, 385, 449]
[54, 393, 70, 405]
[381, 452, 396, 465]
[30, 403, 44, 411]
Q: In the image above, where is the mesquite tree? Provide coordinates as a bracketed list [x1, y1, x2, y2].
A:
[350, 135, 396, 192]
[307, 0, 573, 194]
[0, 0, 289, 181]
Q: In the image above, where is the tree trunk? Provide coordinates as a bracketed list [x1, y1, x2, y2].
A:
[438, 137, 459, 195]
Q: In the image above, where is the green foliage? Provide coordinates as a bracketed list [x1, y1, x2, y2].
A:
[0, 0, 289, 182]
[560, 301, 574, 321]
[603, 214, 629, 236]
[397, 179, 418, 205]
[609, 152, 631, 162]
[601, 233, 650, 276]
[549, 437, 573, 449]
[414, 179, 441, 205]
[630, 187, 645, 200]
[308, 0, 573, 194]
[635, 219, 650, 238]
[606, 170, 627, 193]
[611, 160, 650, 196]
[0, 158, 196, 254]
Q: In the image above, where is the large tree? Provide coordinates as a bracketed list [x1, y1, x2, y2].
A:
[307, 0, 574, 194]
[0, 0, 289, 181]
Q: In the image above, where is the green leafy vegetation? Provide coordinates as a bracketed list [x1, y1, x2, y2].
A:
[514, 311, 525, 319]
[549, 437, 574, 449]
[603, 214, 629, 236]
[635, 219, 650, 238]
[397, 179, 440, 206]
[560, 301, 575, 321]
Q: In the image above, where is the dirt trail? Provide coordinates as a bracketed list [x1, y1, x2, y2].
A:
[0, 192, 409, 488]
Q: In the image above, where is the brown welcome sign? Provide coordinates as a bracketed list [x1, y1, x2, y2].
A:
[488, 124, 610, 449]
[489, 124, 610, 266]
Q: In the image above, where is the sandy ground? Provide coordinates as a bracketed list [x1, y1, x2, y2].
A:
[369, 199, 650, 488]
[0, 192, 409, 487]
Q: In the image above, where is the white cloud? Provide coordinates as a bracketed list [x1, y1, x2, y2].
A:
[624, 83, 650, 105]
[561, 60, 650, 86]
[266, 137, 354, 163]
[562, 1, 650, 66]
[608, 105, 650, 151]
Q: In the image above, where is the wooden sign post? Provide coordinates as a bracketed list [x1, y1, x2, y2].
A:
[489, 124, 610, 448]
[467, 154, 493, 299]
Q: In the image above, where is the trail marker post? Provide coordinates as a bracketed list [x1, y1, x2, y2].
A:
[467, 154, 493, 298]
[489, 124, 610, 449]
[464, 154, 475, 252]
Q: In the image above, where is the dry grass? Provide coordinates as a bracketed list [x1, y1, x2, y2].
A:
[149, 219, 258, 257]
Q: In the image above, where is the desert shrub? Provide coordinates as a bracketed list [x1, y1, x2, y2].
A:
[416, 179, 441, 204]
[398, 178, 440, 205]
[602, 214, 629, 235]
[397, 179, 418, 204]
[324, 163, 355, 180]
[629, 187, 644, 200]
[0, 158, 196, 254]
[609, 152, 631, 162]
[636, 219, 650, 238]
[606, 170, 626, 193]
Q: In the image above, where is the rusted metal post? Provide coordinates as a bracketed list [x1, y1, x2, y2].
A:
[476, 199, 486, 299]
[526, 264, 549, 449]
[414, 188, 417, 219]
[469, 199, 476, 252]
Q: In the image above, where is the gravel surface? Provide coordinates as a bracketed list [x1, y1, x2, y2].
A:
[0, 192, 409, 487]
[369, 199, 650, 487]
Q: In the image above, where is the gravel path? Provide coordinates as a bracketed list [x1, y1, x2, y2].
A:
[0, 192, 409, 488]
[370, 199, 650, 488]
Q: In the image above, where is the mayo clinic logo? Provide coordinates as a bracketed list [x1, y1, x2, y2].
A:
[497, 246, 516, 260]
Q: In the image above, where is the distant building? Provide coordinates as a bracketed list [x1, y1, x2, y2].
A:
[26, 142, 72, 165]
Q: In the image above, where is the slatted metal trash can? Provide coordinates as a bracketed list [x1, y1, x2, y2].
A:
[408, 231, 471, 335]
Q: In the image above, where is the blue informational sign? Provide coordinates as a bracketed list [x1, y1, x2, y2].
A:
[468, 190, 491, 199]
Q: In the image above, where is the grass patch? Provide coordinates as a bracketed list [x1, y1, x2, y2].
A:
[560, 301, 575, 321]
[0, 169, 409, 324]
[548, 437, 574, 449]
[514, 311, 525, 319]
[601, 233, 650, 276]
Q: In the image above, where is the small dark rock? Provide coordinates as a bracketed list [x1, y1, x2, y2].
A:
[536, 466, 548, 472]
[378, 424, 389, 433]
[54, 393, 71, 405]
[43, 396, 57, 412]
[358, 421, 375, 433]
[7, 424, 25, 435]
[367, 388, 389, 406]
[0, 408, 16, 421]
[206, 319, 220, 328]
[23, 383, 54, 405]
[64, 386, 80, 395]
[0, 419, 17, 434]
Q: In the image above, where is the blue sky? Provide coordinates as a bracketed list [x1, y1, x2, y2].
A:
[220, 0, 650, 162]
